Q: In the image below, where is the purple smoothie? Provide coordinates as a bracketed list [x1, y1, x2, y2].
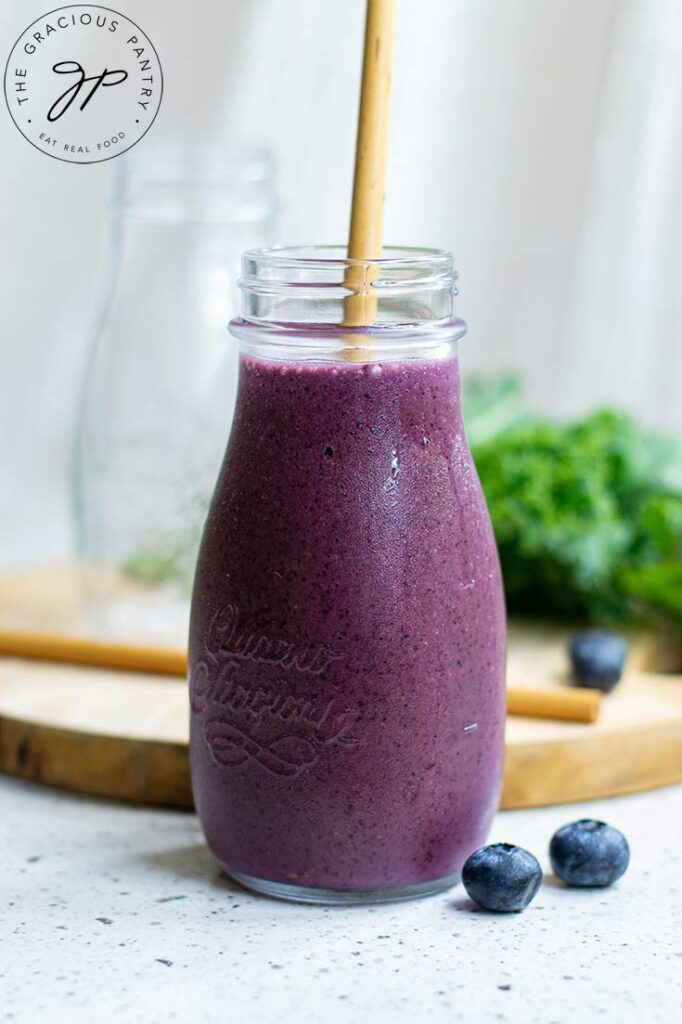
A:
[189, 351, 506, 895]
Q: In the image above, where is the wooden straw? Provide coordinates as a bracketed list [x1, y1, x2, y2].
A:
[343, 0, 398, 330]
[0, 627, 186, 678]
[507, 686, 602, 724]
[0, 627, 601, 721]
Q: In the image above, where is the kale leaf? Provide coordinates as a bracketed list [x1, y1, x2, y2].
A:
[465, 389, 682, 631]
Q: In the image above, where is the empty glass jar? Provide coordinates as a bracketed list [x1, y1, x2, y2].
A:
[73, 146, 277, 643]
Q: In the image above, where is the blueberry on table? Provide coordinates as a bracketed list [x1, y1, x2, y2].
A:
[462, 843, 542, 912]
[569, 630, 628, 693]
[550, 819, 630, 887]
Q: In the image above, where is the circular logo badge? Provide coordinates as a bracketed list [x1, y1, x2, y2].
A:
[4, 5, 163, 164]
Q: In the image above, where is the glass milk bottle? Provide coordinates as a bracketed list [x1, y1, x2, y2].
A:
[73, 147, 277, 643]
[189, 247, 506, 903]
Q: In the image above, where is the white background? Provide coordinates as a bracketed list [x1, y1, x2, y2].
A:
[1, 0, 680, 566]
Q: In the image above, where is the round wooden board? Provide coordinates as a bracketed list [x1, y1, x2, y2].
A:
[0, 568, 680, 809]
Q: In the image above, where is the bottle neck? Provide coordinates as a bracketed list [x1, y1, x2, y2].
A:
[229, 246, 467, 363]
[231, 348, 465, 450]
[114, 146, 277, 225]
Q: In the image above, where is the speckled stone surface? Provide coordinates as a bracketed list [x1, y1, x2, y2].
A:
[1, 777, 680, 1024]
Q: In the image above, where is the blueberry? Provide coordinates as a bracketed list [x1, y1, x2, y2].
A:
[549, 819, 630, 887]
[569, 630, 628, 693]
[462, 843, 542, 912]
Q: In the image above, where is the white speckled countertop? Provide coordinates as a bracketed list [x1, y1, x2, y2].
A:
[1, 777, 680, 1024]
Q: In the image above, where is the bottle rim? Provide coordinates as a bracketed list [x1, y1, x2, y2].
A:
[231, 245, 466, 362]
[239, 244, 455, 279]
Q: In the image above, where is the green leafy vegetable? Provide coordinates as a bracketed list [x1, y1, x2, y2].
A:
[464, 386, 682, 633]
[623, 562, 682, 625]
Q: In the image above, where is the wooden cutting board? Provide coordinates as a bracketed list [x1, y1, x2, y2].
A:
[0, 567, 680, 809]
